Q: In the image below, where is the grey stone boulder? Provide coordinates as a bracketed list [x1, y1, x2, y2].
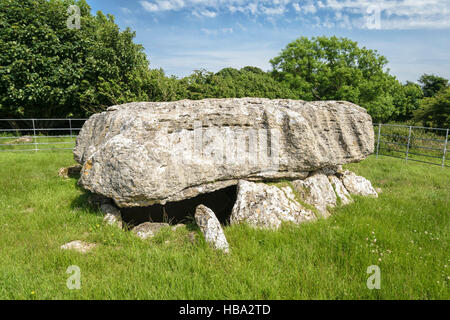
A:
[132, 222, 169, 240]
[195, 205, 230, 253]
[292, 173, 337, 217]
[230, 180, 316, 229]
[341, 170, 378, 197]
[74, 98, 374, 208]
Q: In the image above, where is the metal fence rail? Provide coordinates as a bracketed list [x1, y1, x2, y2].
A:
[1, 119, 449, 168]
[374, 123, 449, 168]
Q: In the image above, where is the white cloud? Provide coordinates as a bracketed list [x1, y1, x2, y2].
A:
[193, 9, 217, 17]
[222, 27, 233, 33]
[303, 2, 317, 14]
[261, 6, 286, 15]
[140, 0, 292, 17]
[138, 0, 450, 29]
[321, 0, 450, 29]
[120, 7, 132, 14]
[200, 27, 234, 35]
[140, 0, 185, 12]
[200, 28, 218, 35]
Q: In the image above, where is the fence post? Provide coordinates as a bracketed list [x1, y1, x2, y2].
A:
[69, 118, 73, 139]
[405, 126, 412, 162]
[31, 118, 37, 152]
[442, 129, 449, 168]
[376, 123, 382, 159]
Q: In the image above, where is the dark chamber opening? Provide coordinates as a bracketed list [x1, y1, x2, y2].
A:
[120, 185, 237, 227]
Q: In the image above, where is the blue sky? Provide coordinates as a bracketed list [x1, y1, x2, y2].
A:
[87, 0, 450, 83]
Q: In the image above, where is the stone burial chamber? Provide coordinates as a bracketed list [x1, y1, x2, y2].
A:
[73, 98, 379, 252]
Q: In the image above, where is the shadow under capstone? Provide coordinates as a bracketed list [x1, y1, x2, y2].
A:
[120, 185, 238, 227]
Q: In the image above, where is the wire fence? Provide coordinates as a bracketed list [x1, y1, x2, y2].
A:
[0, 118, 86, 152]
[1, 119, 449, 168]
[374, 123, 449, 168]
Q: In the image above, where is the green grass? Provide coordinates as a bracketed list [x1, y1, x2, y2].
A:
[0, 151, 448, 299]
[0, 135, 76, 152]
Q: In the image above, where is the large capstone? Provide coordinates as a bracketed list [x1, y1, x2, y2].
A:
[74, 98, 374, 208]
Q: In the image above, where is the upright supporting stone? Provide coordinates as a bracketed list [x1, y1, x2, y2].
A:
[292, 173, 337, 217]
[195, 205, 230, 253]
[100, 203, 123, 228]
[231, 180, 316, 229]
[341, 170, 378, 197]
[328, 175, 353, 205]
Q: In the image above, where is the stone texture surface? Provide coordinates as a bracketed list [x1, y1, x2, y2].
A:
[195, 205, 230, 253]
[132, 222, 169, 239]
[100, 203, 123, 228]
[341, 170, 378, 197]
[292, 173, 337, 217]
[61, 240, 97, 253]
[74, 98, 374, 207]
[230, 180, 316, 229]
[328, 175, 353, 205]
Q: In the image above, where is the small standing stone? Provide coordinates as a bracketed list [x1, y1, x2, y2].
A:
[100, 203, 123, 228]
[195, 205, 230, 253]
[230, 180, 316, 229]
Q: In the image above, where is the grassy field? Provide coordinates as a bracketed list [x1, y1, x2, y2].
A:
[0, 151, 448, 299]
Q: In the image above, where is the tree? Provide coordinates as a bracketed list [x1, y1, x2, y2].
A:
[0, 0, 151, 118]
[146, 68, 186, 102]
[391, 81, 423, 121]
[180, 67, 297, 100]
[418, 74, 448, 98]
[414, 86, 450, 129]
[270, 36, 403, 122]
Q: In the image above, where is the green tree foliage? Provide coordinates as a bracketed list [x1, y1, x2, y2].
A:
[179, 67, 297, 100]
[391, 81, 423, 122]
[414, 86, 450, 129]
[270, 36, 406, 122]
[1, 0, 448, 128]
[146, 68, 187, 102]
[418, 74, 449, 98]
[0, 0, 151, 118]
